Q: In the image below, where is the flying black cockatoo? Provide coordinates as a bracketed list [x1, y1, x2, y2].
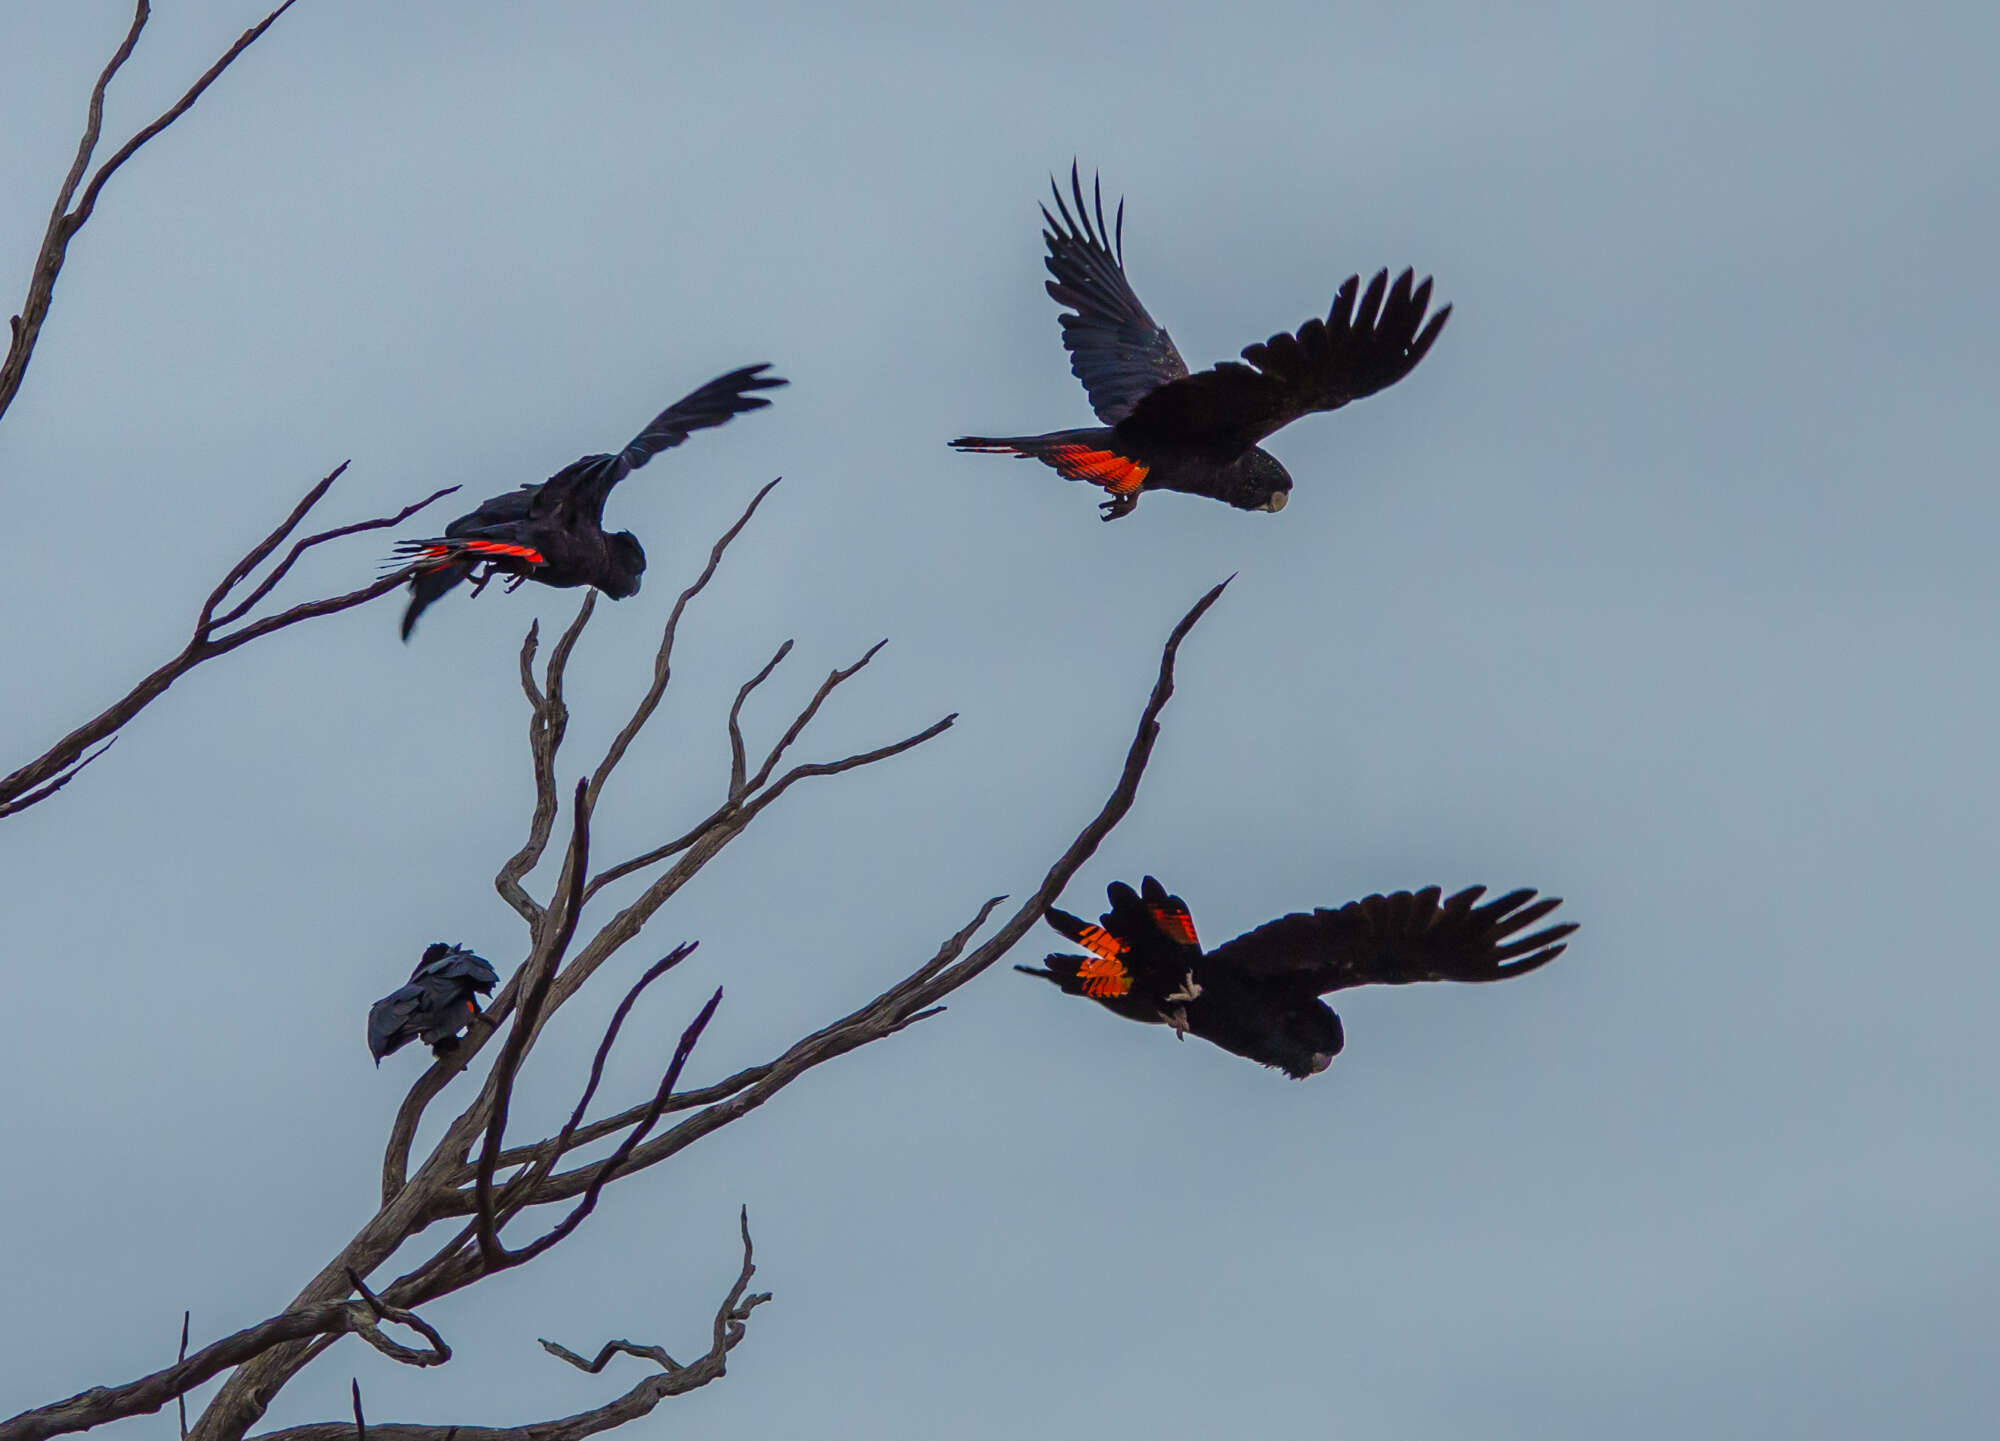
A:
[1018, 877, 1573, 1078]
[953, 166, 1451, 519]
[390, 364, 786, 638]
[367, 942, 501, 1064]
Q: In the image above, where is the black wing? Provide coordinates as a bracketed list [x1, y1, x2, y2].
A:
[618, 363, 786, 469]
[1121, 268, 1450, 457]
[1204, 885, 1573, 994]
[445, 485, 539, 535]
[534, 363, 787, 528]
[367, 985, 424, 1061]
[1042, 166, 1188, 424]
[410, 944, 499, 992]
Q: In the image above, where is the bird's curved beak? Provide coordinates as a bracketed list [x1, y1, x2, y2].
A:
[1263, 492, 1289, 513]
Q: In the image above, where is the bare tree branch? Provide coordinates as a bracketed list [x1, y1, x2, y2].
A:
[727, 640, 793, 799]
[587, 477, 782, 808]
[177, 1314, 191, 1441]
[474, 782, 600, 1268]
[151, 494, 1223, 1441]
[488, 944, 703, 1231]
[435, 580, 1230, 1220]
[0, 739, 114, 821]
[583, 707, 958, 902]
[493, 595, 594, 928]
[247, 1213, 767, 1441]
[1, 2, 304, 426]
[743, 638, 888, 794]
[0, 1292, 447, 1441]
[343, 1271, 450, 1369]
[0, 467, 457, 819]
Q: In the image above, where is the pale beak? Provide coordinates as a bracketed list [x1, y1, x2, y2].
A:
[1264, 492, 1289, 513]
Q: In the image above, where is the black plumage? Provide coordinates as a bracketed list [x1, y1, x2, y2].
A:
[1019, 876, 1573, 1078]
[953, 167, 1450, 519]
[391, 364, 785, 638]
[367, 942, 500, 1064]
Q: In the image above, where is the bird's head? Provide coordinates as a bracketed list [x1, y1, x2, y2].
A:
[1278, 1004, 1345, 1079]
[605, 532, 647, 598]
[1227, 448, 1292, 514]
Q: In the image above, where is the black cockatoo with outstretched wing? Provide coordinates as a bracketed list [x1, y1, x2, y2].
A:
[953, 167, 1450, 519]
[1020, 877, 1572, 1077]
[391, 363, 785, 638]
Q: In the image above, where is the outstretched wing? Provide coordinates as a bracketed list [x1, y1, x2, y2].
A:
[1122, 268, 1450, 456]
[618, 363, 787, 469]
[534, 363, 787, 528]
[1205, 885, 1573, 994]
[1042, 165, 1188, 424]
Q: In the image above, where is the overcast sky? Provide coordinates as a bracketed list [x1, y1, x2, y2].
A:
[3, 2, 1997, 1437]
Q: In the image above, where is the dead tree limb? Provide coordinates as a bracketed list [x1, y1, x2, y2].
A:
[2, 462, 1229, 1441]
[0, 468, 457, 819]
[0, 1292, 446, 1441]
[1, 2, 305, 427]
[249, 1212, 767, 1441]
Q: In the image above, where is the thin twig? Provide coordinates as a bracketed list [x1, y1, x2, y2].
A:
[484, 943, 700, 1234]
[0, 469, 455, 819]
[1, 1, 303, 425]
[585, 711, 956, 901]
[343, 1270, 450, 1368]
[0, 739, 113, 821]
[537, 1338, 679, 1375]
[211, 484, 459, 629]
[475, 782, 595, 1268]
[68, 4, 306, 234]
[587, 478, 781, 807]
[727, 640, 793, 798]
[495, 595, 595, 925]
[744, 639, 889, 795]
[177, 1312, 191, 1441]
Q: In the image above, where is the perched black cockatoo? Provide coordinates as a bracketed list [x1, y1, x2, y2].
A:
[390, 363, 785, 637]
[367, 942, 500, 1064]
[954, 167, 1450, 519]
[1019, 877, 1572, 1077]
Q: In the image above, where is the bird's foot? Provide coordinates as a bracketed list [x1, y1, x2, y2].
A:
[1165, 1007, 1190, 1038]
[503, 573, 530, 593]
[1164, 970, 1202, 1004]
[1098, 494, 1138, 522]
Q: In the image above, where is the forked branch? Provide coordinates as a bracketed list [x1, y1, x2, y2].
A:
[245, 1212, 766, 1441]
[0, 467, 457, 819]
[1, 2, 305, 426]
[69, 484, 1225, 1441]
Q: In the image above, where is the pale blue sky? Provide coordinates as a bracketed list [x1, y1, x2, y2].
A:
[3, 2, 1997, 1437]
